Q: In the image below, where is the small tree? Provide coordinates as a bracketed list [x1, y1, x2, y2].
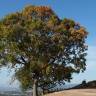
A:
[82, 80, 87, 85]
[0, 5, 88, 96]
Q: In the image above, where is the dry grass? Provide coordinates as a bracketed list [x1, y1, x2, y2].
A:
[45, 89, 96, 96]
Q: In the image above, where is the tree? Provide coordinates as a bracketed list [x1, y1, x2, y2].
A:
[0, 5, 88, 96]
[82, 80, 87, 86]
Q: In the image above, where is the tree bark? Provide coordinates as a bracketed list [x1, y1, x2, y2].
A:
[33, 79, 38, 96]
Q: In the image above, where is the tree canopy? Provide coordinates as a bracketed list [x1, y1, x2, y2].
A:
[0, 5, 88, 94]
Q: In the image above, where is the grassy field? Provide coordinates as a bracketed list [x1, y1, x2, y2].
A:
[45, 89, 96, 96]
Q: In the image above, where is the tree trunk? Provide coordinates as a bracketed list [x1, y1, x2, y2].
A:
[33, 79, 38, 96]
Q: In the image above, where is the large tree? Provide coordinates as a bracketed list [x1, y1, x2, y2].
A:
[0, 5, 88, 96]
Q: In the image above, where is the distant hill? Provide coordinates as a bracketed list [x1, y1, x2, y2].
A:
[71, 80, 96, 89]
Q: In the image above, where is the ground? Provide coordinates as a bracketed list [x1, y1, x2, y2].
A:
[45, 89, 96, 96]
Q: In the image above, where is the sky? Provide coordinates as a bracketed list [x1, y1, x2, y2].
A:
[0, 0, 96, 89]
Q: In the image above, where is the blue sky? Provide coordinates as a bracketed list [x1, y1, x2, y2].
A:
[0, 0, 96, 89]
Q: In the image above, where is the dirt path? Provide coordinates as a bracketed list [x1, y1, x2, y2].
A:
[45, 89, 96, 96]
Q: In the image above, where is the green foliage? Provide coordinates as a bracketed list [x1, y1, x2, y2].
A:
[0, 5, 88, 91]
